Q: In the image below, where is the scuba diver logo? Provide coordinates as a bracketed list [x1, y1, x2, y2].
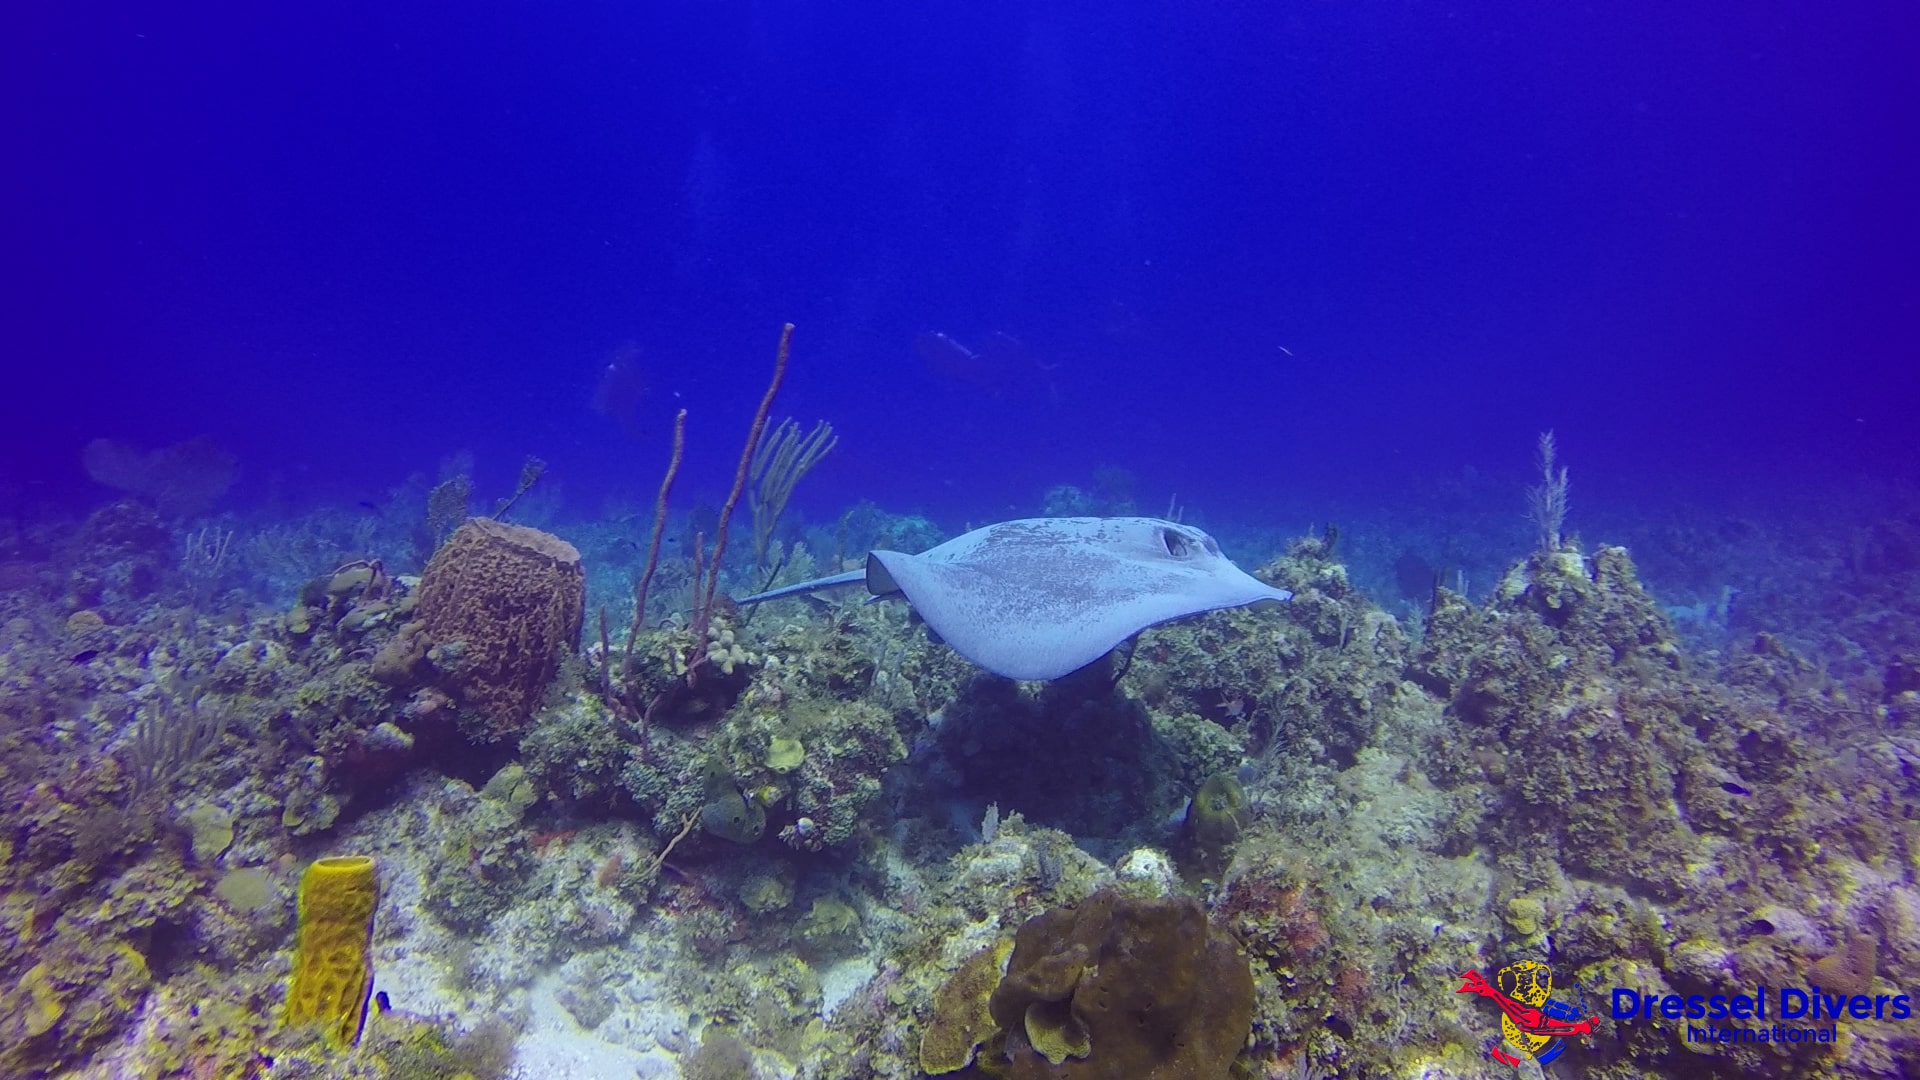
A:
[1457, 960, 1599, 1067]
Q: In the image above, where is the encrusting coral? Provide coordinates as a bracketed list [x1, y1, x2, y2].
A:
[921, 937, 1015, 1074]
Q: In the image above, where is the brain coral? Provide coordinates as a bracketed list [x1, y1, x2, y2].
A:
[986, 889, 1253, 1080]
[417, 519, 584, 740]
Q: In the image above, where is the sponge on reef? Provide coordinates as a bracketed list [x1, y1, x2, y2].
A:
[417, 519, 584, 740]
[285, 856, 379, 1047]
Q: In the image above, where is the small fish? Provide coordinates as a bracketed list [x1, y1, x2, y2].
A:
[68, 649, 100, 664]
[915, 329, 1057, 399]
[593, 342, 650, 437]
[915, 330, 981, 376]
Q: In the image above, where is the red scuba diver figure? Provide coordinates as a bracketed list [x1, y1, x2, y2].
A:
[1457, 968, 1600, 1065]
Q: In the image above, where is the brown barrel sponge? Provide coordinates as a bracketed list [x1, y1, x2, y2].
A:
[416, 519, 584, 740]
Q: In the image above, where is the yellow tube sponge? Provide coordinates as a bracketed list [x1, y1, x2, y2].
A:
[284, 855, 379, 1047]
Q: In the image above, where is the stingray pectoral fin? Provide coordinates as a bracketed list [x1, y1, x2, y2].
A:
[868, 549, 1096, 680]
[864, 551, 906, 599]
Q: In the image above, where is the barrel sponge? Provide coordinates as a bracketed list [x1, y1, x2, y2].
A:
[417, 519, 585, 740]
[285, 856, 379, 1047]
[987, 890, 1254, 1080]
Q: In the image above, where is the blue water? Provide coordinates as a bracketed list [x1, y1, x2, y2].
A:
[8, 2, 1914, 528]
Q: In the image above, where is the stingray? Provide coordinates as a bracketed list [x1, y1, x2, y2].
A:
[734, 517, 1291, 681]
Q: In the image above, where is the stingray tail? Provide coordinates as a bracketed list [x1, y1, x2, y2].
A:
[733, 569, 868, 606]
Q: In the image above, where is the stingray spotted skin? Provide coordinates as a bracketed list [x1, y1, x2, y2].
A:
[735, 517, 1291, 680]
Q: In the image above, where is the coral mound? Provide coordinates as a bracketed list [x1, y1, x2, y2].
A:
[416, 518, 585, 739]
[986, 889, 1253, 1080]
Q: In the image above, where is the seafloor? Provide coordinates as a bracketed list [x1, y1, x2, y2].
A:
[2, 465, 1918, 1080]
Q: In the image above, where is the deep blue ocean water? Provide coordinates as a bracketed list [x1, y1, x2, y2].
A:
[5, 0, 1917, 571]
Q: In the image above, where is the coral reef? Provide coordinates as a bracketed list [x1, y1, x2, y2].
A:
[11, 451, 1920, 1080]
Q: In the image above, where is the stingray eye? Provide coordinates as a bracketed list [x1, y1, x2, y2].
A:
[1161, 528, 1190, 558]
[1203, 537, 1221, 556]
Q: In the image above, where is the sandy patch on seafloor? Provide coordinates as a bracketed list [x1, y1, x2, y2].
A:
[505, 975, 679, 1080]
[355, 787, 692, 1080]
[375, 911, 686, 1080]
